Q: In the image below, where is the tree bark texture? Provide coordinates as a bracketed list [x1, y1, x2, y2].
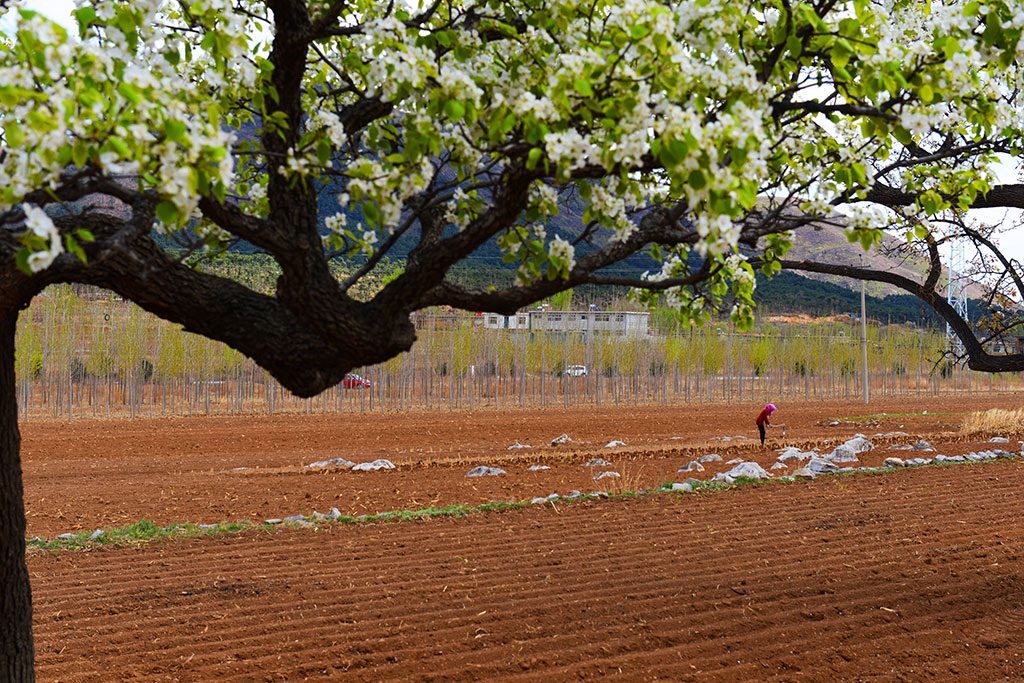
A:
[0, 309, 34, 682]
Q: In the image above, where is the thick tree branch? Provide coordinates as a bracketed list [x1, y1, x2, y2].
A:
[963, 226, 1024, 303]
[763, 257, 1024, 373]
[7, 213, 417, 396]
[860, 182, 1024, 210]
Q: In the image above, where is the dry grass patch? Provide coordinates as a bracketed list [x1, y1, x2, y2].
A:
[962, 408, 1024, 435]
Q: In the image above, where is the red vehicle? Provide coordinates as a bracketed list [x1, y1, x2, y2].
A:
[342, 373, 371, 388]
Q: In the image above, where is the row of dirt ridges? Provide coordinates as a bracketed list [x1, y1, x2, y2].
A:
[30, 457, 1024, 682]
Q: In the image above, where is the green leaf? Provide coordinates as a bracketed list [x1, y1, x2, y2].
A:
[155, 201, 179, 225]
[687, 168, 706, 190]
[526, 147, 543, 170]
[630, 24, 651, 40]
[65, 234, 87, 263]
[109, 137, 130, 157]
[14, 248, 31, 275]
[893, 126, 913, 146]
[362, 201, 379, 227]
[317, 139, 332, 165]
[573, 77, 593, 97]
[74, 6, 96, 26]
[117, 82, 143, 106]
[4, 122, 25, 148]
[859, 230, 874, 250]
[444, 99, 466, 121]
[831, 38, 853, 68]
[164, 119, 187, 143]
[72, 142, 88, 168]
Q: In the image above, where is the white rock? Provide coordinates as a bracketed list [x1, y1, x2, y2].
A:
[911, 439, 935, 451]
[583, 458, 612, 467]
[465, 466, 506, 477]
[698, 453, 723, 463]
[770, 462, 789, 470]
[550, 433, 573, 445]
[678, 461, 705, 473]
[776, 447, 810, 462]
[726, 458, 744, 465]
[508, 442, 532, 450]
[527, 464, 550, 471]
[351, 459, 396, 471]
[717, 461, 772, 481]
[793, 467, 816, 480]
[593, 471, 620, 480]
[671, 482, 694, 493]
[605, 440, 626, 448]
[843, 436, 874, 454]
[826, 445, 859, 463]
[990, 437, 1010, 443]
[882, 457, 905, 468]
[307, 457, 355, 468]
[806, 458, 839, 474]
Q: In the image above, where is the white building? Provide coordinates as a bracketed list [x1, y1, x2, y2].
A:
[481, 310, 649, 339]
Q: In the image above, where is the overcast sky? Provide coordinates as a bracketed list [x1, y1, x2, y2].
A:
[7, 0, 1023, 269]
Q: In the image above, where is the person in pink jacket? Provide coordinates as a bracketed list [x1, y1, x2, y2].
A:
[755, 403, 776, 446]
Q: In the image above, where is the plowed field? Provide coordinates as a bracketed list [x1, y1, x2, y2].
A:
[22, 395, 1024, 681]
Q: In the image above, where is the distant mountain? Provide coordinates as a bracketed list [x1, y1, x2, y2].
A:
[780, 220, 986, 300]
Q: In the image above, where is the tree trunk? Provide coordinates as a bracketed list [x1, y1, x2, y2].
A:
[0, 308, 34, 680]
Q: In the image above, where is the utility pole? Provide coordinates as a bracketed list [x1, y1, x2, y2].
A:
[861, 280, 869, 404]
[946, 238, 967, 359]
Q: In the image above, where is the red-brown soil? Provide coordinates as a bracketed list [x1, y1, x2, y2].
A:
[22, 394, 1024, 680]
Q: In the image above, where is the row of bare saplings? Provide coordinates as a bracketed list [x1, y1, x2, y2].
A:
[13, 286, 1019, 419]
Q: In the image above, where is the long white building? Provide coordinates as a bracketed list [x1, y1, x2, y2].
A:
[480, 310, 649, 339]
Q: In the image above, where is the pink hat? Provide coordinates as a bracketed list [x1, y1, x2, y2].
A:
[766, 403, 776, 412]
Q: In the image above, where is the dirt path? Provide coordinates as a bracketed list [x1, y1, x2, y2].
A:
[29, 458, 1024, 681]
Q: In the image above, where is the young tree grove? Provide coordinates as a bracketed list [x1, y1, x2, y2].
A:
[2, 0, 1024, 677]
